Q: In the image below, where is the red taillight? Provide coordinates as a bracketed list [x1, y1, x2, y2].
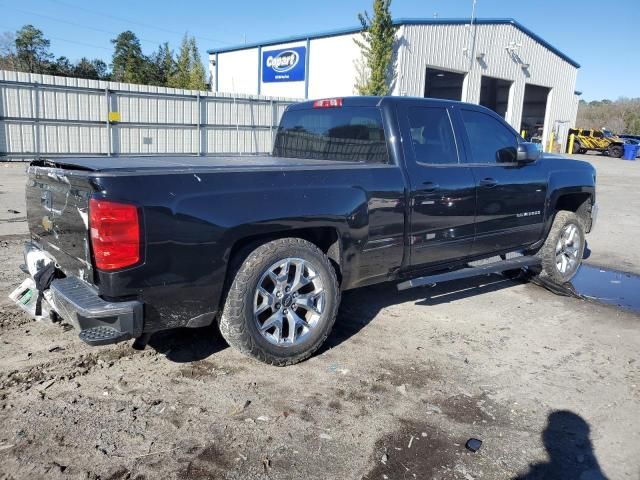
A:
[89, 198, 140, 271]
[313, 98, 343, 108]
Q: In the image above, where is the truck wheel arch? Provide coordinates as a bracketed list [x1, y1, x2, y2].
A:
[226, 227, 343, 285]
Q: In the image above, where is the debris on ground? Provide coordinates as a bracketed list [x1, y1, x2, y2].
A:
[228, 400, 251, 417]
[465, 438, 483, 452]
[262, 455, 271, 473]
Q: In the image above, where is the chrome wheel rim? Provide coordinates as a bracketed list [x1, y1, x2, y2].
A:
[253, 258, 325, 347]
[555, 223, 581, 274]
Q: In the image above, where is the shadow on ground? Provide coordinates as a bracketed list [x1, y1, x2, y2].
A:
[148, 324, 227, 362]
[514, 410, 609, 480]
[147, 274, 521, 363]
[323, 273, 519, 351]
[365, 410, 609, 479]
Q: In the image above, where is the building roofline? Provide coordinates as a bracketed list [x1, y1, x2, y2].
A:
[207, 18, 580, 69]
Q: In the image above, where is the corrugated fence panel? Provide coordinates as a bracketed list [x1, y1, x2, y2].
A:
[0, 70, 295, 159]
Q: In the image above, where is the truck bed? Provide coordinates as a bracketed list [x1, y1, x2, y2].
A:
[34, 155, 358, 173]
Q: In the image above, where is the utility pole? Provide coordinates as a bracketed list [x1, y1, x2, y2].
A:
[465, 0, 478, 102]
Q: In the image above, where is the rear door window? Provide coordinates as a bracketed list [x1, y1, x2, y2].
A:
[273, 107, 389, 163]
[407, 107, 459, 165]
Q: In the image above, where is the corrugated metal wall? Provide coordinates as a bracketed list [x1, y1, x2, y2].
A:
[0, 70, 295, 160]
[397, 23, 579, 149]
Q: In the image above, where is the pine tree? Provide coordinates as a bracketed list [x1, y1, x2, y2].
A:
[168, 35, 206, 90]
[187, 37, 206, 90]
[14, 25, 52, 73]
[111, 31, 148, 84]
[149, 42, 175, 86]
[354, 0, 397, 96]
[168, 35, 191, 88]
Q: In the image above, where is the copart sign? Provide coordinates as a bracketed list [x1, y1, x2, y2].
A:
[262, 46, 306, 83]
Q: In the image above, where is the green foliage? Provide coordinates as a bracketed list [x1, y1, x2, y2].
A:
[168, 35, 206, 90]
[188, 39, 207, 91]
[73, 58, 109, 80]
[0, 24, 206, 89]
[111, 31, 147, 83]
[577, 97, 640, 135]
[15, 25, 52, 73]
[47, 56, 74, 76]
[148, 43, 175, 86]
[354, 0, 397, 96]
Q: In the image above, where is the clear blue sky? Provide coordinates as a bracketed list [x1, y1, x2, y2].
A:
[1, 0, 638, 100]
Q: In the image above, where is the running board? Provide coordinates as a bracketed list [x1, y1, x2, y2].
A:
[396, 256, 541, 291]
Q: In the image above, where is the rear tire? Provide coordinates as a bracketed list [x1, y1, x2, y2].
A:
[533, 211, 585, 283]
[608, 145, 623, 158]
[219, 238, 340, 366]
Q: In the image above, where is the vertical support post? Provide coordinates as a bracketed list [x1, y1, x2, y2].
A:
[234, 95, 240, 155]
[33, 82, 41, 160]
[105, 88, 111, 157]
[257, 46, 262, 95]
[196, 92, 202, 156]
[547, 131, 555, 153]
[304, 38, 310, 100]
[567, 133, 575, 154]
[214, 53, 219, 93]
[270, 99, 275, 146]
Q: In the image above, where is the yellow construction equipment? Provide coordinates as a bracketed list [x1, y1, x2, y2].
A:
[567, 128, 625, 158]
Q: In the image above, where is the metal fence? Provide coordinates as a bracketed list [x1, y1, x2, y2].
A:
[0, 70, 296, 160]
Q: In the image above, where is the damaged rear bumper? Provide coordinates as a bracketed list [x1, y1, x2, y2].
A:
[50, 276, 143, 345]
[10, 243, 144, 346]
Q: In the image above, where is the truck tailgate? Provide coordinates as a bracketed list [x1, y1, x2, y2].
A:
[26, 166, 95, 280]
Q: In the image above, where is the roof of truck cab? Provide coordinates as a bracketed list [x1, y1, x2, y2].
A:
[287, 96, 465, 110]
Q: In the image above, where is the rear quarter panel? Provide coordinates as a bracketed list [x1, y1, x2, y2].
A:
[93, 164, 406, 332]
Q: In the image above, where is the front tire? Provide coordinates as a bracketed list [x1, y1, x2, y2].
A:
[533, 211, 585, 283]
[219, 238, 340, 366]
[572, 141, 581, 154]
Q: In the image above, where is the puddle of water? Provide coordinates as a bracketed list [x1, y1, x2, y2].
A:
[569, 264, 640, 313]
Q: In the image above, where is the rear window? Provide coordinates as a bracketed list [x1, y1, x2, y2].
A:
[273, 107, 389, 163]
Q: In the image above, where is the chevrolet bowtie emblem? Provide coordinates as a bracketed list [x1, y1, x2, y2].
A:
[42, 215, 53, 232]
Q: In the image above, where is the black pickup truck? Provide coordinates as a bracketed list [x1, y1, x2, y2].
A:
[12, 96, 597, 365]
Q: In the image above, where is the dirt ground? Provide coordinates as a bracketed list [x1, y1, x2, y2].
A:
[0, 155, 639, 480]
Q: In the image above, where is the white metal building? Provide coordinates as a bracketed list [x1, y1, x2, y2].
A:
[208, 18, 581, 150]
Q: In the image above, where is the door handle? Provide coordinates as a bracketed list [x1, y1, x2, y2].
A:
[422, 181, 439, 192]
[479, 177, 498, 188]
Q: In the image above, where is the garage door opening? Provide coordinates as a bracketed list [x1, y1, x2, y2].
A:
[480, 76, 511, 118]
[520, 84, 551, 143]
[424, 68, 465, 101]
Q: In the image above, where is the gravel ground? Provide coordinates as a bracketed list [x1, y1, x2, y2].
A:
[0, 156, 639, 480]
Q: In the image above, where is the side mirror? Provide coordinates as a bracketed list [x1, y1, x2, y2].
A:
[517, 142, 541, 163]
